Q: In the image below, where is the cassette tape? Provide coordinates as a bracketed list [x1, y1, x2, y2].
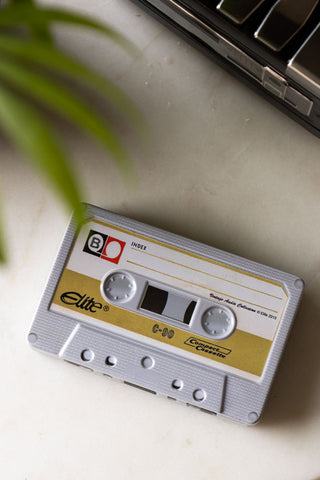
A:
[28, 204, 304, 424]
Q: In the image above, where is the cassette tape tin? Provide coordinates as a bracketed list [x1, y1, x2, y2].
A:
[28, 204, 304, 424]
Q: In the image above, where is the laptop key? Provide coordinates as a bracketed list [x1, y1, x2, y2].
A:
[217, 0, 267, 24]
[255, 0, 319, 51]
[287, 24, 320, 97]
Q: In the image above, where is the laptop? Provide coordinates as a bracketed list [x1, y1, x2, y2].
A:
[129, 0, 320, 137]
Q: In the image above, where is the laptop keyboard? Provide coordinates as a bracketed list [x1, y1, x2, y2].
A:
[130, 0, 320, 133]
[215, 0, 320, 53]
[188, 0, 320, 96]
[255, 0, 319, 51]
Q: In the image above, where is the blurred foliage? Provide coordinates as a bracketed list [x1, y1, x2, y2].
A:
[0, 0, 143, 262]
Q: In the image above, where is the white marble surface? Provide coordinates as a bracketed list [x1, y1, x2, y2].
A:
[1, 1, 320, 479]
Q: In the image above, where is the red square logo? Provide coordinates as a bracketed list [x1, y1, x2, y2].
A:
[101, 236, 126, 264]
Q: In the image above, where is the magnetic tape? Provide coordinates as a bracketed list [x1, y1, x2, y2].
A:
[28, 204, 304, 424]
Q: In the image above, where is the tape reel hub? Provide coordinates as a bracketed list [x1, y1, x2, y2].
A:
[101, 271, 137, 303]
[201, 306, 236, 340]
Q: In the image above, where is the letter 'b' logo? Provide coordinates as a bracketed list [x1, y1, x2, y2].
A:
[83, 229, 125, 264]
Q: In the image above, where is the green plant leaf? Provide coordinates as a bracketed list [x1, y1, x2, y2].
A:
[0, 83, 84, 225]
[0, 58, 133, 178]
[0, 36, 145, 134]
[7, 0, 53, 42]
[0, 4, 137, 54]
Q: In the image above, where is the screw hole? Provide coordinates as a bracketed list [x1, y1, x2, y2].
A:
[105, 355, 117, 367]
[193, 389, 206, 402]
[28, 333, 38, 344]
[141, 356, 154, 369]
[81, 349, 94, 362]
[248, 412, 259, 423]
[294, 278, 304, 290]
[171, 379, 183, 390]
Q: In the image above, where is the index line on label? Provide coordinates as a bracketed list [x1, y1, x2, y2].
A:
[91, 219, 288, 297]
[131, 247, 284, 301]
[126, 260, 279, 314]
